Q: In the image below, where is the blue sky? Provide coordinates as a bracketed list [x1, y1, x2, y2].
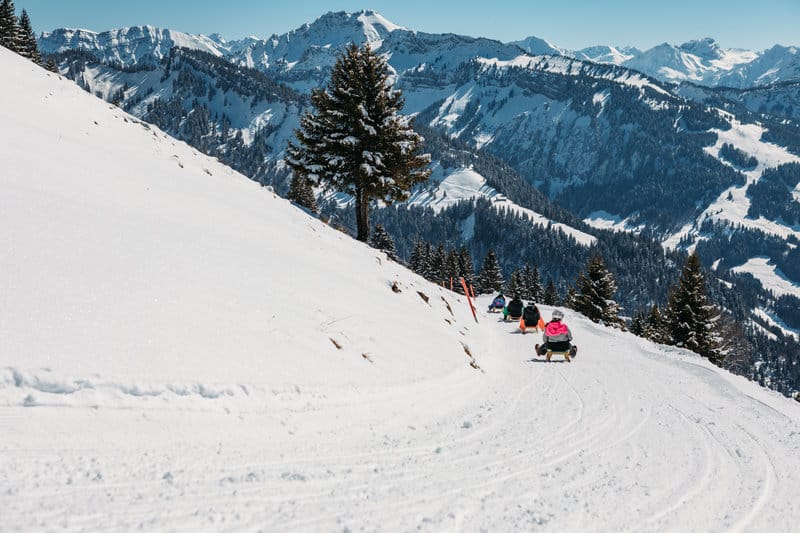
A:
[14, 0, 800, 51]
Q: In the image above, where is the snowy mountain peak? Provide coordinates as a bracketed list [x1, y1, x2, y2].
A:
[295, 10, 403, 48]
[678, 37, 722, 59]
[510, 35, 562, 56]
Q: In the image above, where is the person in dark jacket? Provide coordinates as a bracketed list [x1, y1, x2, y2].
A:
[503, 295, 524, 321]
[519, 301, 544, 333]
[535, 309, 577, 361]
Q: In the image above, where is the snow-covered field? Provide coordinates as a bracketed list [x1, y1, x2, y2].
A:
[2, 48, 800, 532]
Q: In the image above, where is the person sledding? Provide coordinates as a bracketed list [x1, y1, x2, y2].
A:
[488, 291, 505, 313]
[519, 301, 545, 334]
[503, 294, 524, 321]
[535, 309, 578, 361]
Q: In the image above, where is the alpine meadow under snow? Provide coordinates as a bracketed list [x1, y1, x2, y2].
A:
[3, 45, 800, 531]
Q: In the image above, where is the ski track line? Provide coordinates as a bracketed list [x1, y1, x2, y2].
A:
[727, 423, 778, 533]
[641, 404, 722, 530]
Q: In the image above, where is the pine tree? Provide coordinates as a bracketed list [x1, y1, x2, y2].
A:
[368, 224, 396, 260]
[445, 249, 461, 290]
[409, 239, 428, 274]
[642, 304, 668, 344]
[562, 286, 577, 309]
[0, 0, 20, 52]
[530, 266, 544, 303]
[506, 269, 525, 298]
[17, 9, 39, 64]
[286, 42, 431, 242]
[457, 246, 475, 293]
[419, 242, 434, 280]
[665, 253, 722, 364]
[572, 254, 624, 328]
[477, 249, 504, 294]
[430, 243, 447, 286]
[543, 279, 559, 305]
[630, 311, 646, 337]
[287, 174, 318, 213]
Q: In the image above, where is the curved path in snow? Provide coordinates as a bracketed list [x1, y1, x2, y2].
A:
[2, 305, 800, 532]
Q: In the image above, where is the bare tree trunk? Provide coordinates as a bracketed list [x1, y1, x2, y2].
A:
[355, 188, 370, 242]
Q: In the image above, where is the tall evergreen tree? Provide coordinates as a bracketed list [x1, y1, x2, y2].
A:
[506, 269, 525, 297]
[409, 239, 428, 274]
[369, 224, 396, 261]
[530, 266, 544, 303]
[445, 249, 461, 290]
[665, 252, 722, 364]
[642, 304, 668, 344]
[430, 243, 447, 286]
[457, 246, 475, 293]
[286, 42, 431, 242]
[287, 174, 318, 213]
[543, 279, 559, 305]
[572, 254, 624, 328]
[17, 9, 39, 64]
[630, 311, 646, 337]
[477, 249, 504, 294]
[0, 0, 20, 51]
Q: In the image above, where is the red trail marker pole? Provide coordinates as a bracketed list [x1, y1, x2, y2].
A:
[460, 277, 478, 323]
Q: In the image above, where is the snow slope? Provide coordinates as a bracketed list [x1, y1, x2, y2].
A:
[2, 48, 800, 531]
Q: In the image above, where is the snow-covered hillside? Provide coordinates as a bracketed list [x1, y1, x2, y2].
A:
[407, 165, 596, 245]
[2, 47, 800, 531]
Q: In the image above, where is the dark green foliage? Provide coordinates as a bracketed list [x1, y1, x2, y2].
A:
[665, 253, 722, 364]
[629, 312, 645, 337]
[16, 9, 39, 64]
[0, 0, 19, 51]
[287, 42, 431, 241]
[746, 163, 800, 228]
[477, 249, 504, 294]
[505, 269, 524, 297]
[642, 304, 669, 344]
[369, 224, 396, 260]
[775, 295, 800, 330]
[572, 254, 624, 328]
[543, 279, 559, 305]
[287, 174, 318, 213]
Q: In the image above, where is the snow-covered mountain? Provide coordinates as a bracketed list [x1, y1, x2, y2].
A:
[585, 38, 799, 88]
[574, 44, 640, 65]
[4, 45, 800, 532]
[39, 25, 224, 65]
[512, 34, 800, 89]
[510, 35, 563, 56]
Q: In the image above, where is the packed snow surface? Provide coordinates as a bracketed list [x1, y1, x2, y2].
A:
[2, 48, 800, 531]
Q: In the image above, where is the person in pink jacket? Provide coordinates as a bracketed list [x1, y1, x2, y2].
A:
[535, 309, 578, 361]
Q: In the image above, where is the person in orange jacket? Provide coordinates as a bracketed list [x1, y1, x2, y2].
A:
[519, 301, 545, 334]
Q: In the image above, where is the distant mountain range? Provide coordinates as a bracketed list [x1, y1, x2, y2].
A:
[34, 10, 800, 393]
